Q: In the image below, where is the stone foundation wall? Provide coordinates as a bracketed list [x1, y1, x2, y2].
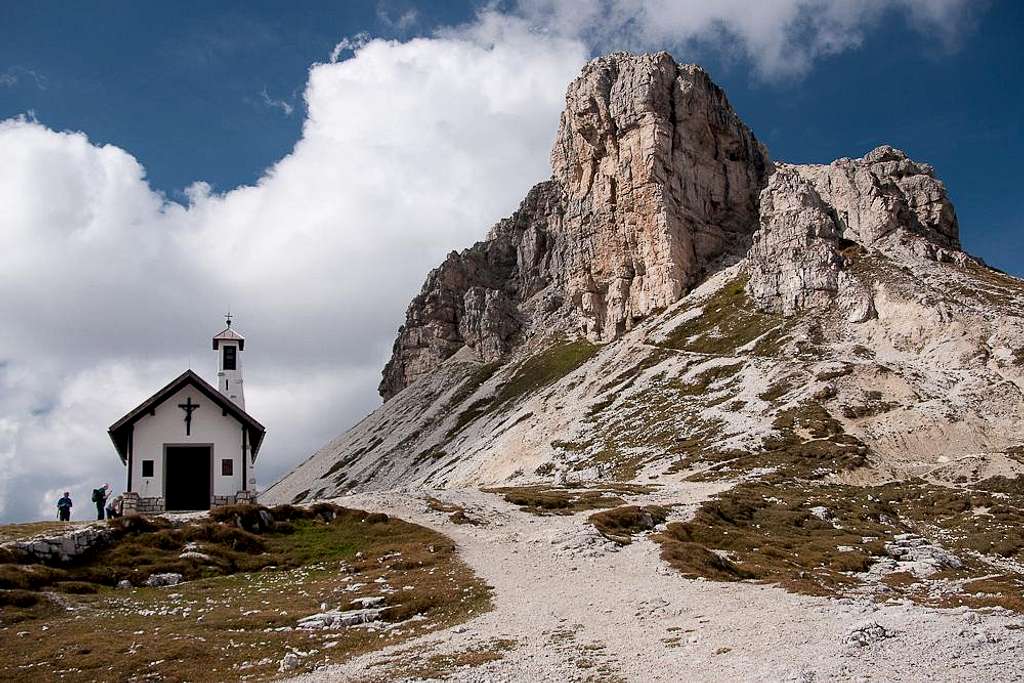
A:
[137, 496, 165, 514]
[235, 490, 257, 505]
[120, 491, 257, 516]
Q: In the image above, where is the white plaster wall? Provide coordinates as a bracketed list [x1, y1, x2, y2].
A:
[130, 384, 245, 499]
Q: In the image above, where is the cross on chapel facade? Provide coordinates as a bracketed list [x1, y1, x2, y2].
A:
[178, 396, 199, 436]
[108, 318, 266, 514]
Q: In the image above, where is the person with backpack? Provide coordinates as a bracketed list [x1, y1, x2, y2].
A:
[57, 492, 73, 522]
[105, 494, 124, 520]
[92, 484, 110, 520]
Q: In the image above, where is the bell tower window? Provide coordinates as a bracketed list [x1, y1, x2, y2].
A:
[223, 345, 237, 370]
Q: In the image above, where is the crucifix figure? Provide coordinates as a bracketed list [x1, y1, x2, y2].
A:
[178, 396, 200, 436]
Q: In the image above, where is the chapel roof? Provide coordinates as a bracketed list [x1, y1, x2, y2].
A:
[212, 326, 245, 351]
[107, 369, 265, 464]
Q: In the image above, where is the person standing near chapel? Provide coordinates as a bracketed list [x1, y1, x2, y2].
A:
[57, 492, 73, 522]
[92, 483, 110, 520]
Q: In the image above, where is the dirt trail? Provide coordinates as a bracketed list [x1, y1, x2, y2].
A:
[293, 483, 1024, 682]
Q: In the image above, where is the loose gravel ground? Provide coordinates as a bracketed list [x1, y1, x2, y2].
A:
[292, 482, 1024, 682]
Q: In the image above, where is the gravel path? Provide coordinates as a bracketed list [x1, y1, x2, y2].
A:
[292, 483, 1024, 682]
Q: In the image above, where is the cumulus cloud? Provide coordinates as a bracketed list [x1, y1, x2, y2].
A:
[0, 1, 978, 521]
[0, 14, 586, 522]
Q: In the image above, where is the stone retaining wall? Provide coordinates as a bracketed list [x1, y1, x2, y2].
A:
[1, 525, 112, 563]
[124, 492, 256, 515]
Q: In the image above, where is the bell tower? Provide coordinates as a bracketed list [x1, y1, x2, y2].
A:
[212, 313, 246, 409]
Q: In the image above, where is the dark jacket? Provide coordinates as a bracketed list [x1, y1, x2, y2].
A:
[57, 496, 72, 510]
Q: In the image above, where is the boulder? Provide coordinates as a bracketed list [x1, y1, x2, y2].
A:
[885, 534, 963, 574]
[844, 622, 894, 647]
[278, 652, 301, 672]
[144, 572, 184, 587]
[297, 607, 385, 630]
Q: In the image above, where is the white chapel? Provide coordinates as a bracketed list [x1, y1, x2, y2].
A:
[108, 318, 266, 514]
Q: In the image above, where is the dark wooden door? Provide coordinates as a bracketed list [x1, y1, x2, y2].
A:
[165, 446, 211, 511]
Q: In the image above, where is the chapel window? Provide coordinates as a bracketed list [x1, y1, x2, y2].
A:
[223, 345, 237, 370]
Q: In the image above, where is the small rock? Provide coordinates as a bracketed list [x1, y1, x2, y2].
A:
[178, 551, 212, 562]
[144, 572, 183, 587]
[844, 622, 894, 647]
[884, 535, 962, 573]
[297, 608, 385, 630]
[809, 506, 832, 521]
[258, 510, 274, 530]
[278, 652, 301, 672]
[116, 580, 132, 590]
[351, 596, 386, 609]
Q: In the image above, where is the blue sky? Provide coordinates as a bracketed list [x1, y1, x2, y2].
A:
[3, 1, 1020, 270]
[0, 0, 1021, 522]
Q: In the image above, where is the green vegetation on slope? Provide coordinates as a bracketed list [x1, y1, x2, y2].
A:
[0, 504, 489, 681]
[588, 505, 668, 545]
[656, 275, 790, 356]
[449, 339, 598, 437]
[484, 483, 655, 516]
[655, 475, 1024, 612]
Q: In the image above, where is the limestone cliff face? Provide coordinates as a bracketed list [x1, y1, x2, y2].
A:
[379, 182, 562, 400]
[381, 52, 769, 399]
[380, 53, 968, 401]
[747, 146, 964, 316]
[550, 53, 769, 340]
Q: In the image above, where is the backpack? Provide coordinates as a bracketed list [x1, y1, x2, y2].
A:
[91, 488, 103, 502]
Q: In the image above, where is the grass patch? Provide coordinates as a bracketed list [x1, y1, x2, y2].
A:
[674, 363, 743, 396]
[0, 522, 98, 543]
[841, 390, 901, 419]
[815, 365, 853, 382]
[588, 505, 668, 545]
[656, 276, 790, 357]
[447, 340, 597, 437]
[671, 401, 868, 481]
[656, 480, 886, 595]
[387, 638, 518, 679]
[0, 504, 490, 680]
[655, 474, 1024, 611]
[484, 483, 654, 516]
[425, 498, 485, 526]
[759, 379, 794, 402]
[496, 339, 598, 405]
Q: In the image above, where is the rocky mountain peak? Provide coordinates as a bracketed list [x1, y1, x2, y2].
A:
[551, 52, 769, 339]
[747, 144, 963, 317]
[267, 54, 1024, 638]
[380, 52, 771, 399]
[378, 53, 969, 401]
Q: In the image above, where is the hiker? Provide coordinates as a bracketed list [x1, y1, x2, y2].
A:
[105, 494, 124, 520]
[92, 483, 110, 520]
[57, 492, 73, 522]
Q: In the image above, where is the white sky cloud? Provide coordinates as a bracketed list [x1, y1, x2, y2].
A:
[0, 1, 974, 521]
[0, 13, 585, 521]
[259, 87, 295, 116]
